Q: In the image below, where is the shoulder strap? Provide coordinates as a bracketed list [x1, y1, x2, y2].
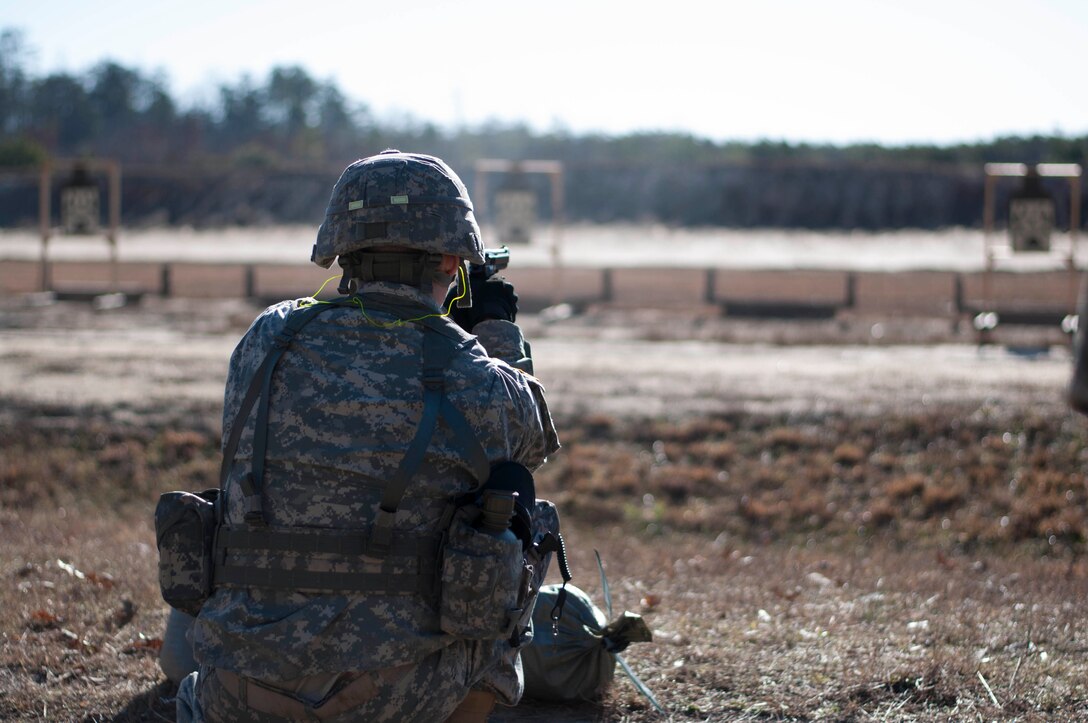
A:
[418, 313, 489, 483]
[369, 320, 489, 555]
[218, 302, 346, 522]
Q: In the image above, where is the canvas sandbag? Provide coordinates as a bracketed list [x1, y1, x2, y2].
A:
[521, 583, 652, 702]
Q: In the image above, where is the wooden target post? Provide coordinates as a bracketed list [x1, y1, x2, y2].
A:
[474, 159, 564, 303]
[977, 162, 1082, 340]
[38, 157, 122, 293]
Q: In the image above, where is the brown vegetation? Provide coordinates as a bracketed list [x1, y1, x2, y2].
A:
[545, 409, 1088, 555]
[2, 397, 1088, 720]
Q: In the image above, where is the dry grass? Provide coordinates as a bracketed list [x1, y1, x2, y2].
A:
[0, 506, 175, 721]
[2, 401, 1088, 721]
[543, 408, 1088, 557]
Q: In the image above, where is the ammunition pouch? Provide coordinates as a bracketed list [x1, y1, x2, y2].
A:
[440, 498, 561, 644]
[155, 488, 220, 616]
[439, 504, 524, 639]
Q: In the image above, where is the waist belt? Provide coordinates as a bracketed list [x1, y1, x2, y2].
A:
[213, 526, 442, 595]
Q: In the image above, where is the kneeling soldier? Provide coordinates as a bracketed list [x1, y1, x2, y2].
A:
[174, 150, 559, 722]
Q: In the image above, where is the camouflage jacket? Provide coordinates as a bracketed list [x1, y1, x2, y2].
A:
[192, 281, 559, 681]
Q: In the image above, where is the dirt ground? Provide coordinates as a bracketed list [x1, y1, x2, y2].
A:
[1, 296, 1087, 721]
[0, 297, 1074, 420]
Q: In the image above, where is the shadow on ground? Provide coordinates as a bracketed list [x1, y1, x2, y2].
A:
[94, 680, 176, 722]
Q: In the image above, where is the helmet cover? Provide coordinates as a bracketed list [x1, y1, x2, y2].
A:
[312, 150, 485, 267]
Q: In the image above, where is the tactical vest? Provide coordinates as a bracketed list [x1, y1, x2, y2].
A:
[156, 295, 562, 642]
[214, 295, 488, 597]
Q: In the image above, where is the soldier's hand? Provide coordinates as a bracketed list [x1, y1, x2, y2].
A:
[446, 275, 519, 331]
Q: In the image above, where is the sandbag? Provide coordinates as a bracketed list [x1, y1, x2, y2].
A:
[520, 583, 652, 702]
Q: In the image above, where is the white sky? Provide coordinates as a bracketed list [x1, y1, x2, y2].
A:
[6, 0, 1088, 145]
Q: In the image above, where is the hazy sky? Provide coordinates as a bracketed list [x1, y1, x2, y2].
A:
[6, 0, 1087, 145]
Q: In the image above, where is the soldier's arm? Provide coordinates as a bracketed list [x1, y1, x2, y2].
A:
[472, 318, 535, 375]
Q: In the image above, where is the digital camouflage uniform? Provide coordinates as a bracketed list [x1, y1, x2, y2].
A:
[176, 151, 560, 722]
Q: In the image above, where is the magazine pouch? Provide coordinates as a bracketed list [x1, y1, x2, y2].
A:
[155, 488, 220, 616]
[439, 504, 524, 639]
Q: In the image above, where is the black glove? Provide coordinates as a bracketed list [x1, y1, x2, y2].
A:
[446, 275, 518, 331]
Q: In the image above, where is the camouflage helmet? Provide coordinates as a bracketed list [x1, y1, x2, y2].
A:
[312, 150, 485, 267]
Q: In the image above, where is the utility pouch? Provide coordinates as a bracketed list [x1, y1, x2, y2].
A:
[155, 488, 220, 616]
[439, 505, 524, 639]
[508, 499, 563, 648]
[508, 557, 540, 648]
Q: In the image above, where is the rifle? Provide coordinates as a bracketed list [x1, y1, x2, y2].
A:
[469, 246, 510, 280]
[457, 246, 510, 309]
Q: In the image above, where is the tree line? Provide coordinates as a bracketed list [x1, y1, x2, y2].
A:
[2, 28, 1085, 229]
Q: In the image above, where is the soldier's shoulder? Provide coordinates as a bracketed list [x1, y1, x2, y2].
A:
[242, 299, 307, 337]
[449, 337, 543, 393]
[258, 298, 304, 325]
[229, 299, 302, 365]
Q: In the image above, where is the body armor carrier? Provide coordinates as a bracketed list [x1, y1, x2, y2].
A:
[156, 296, 561, 643]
